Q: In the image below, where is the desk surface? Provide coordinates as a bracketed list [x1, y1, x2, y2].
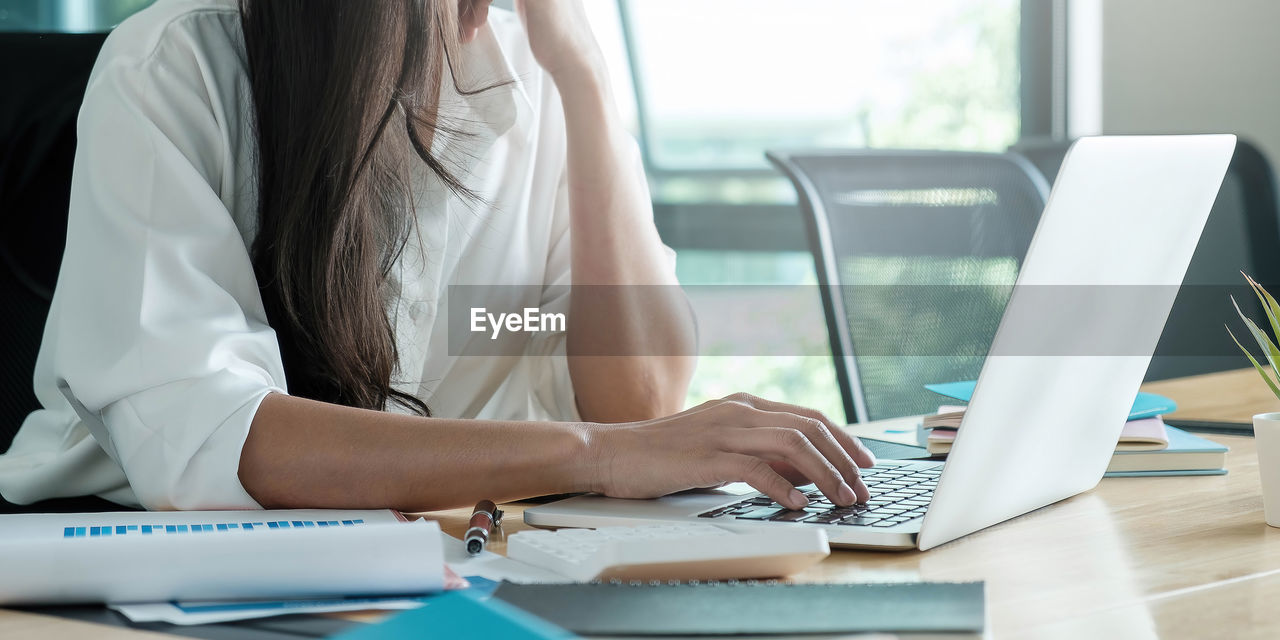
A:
[4, 368, 1278, 639]
[1142, 367, 1280, 423]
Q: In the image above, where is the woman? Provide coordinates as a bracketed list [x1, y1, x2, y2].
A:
[0, 0, 873, 513]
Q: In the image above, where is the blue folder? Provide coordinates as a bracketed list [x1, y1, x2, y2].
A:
[924, 380, 1177, 421]
[332, 590, 575, 640]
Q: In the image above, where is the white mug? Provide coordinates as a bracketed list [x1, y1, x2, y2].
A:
[1254, 412, 1280, 527]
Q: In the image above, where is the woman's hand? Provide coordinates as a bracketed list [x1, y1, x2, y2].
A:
[513, 0, 606, 85]
[589, 394, 878, 510]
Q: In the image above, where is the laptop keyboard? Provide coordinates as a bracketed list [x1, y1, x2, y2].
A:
[696, 462, 940, 528]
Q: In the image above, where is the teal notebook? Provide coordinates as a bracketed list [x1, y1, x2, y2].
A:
[925, 380, 1177, 421]
[332, 590, 575, 640]
[1105, 426, 1228, 476]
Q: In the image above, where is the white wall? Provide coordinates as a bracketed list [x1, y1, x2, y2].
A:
[1098, 0, 1280, 168]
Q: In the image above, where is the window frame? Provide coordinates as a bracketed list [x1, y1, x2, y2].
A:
[612, 0, 1060, 252]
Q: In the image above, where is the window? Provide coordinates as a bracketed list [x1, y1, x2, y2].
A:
[607, 0, 1023, 420]
[0, 0, 155, 32]
[623, 0, 1020, 173]
[677, 252, 845, 419]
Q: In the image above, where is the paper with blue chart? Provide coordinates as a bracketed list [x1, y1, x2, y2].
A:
[100, 524, 559, 625]
[109, 529, 562, 625]
[0, 509, 443, 605]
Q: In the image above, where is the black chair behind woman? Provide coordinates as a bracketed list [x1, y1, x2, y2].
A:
[767, 149, 1049, 423]
[0, 32, 132, 512]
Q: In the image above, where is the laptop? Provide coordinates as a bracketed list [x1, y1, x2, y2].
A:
[526, 135, 1238, 551]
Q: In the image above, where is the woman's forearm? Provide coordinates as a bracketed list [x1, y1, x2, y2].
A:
[555, 64, 697, 423]
[238, 393, 598, 511]
[241, 390, 876, 513]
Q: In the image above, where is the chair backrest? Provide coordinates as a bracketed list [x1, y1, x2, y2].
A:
[1007, 137, 1072, 184]
[768, 150, 1049, 423]
[0, 32, 107, 452]
[1009, 137, 1280, 381]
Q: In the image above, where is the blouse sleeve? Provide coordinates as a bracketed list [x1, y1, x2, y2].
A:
[46, 38, 285, 510]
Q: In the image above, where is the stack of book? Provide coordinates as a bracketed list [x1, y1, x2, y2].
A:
[922, 381, 1228, 477]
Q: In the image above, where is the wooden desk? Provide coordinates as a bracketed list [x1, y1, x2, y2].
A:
[1142, 367, 1280, 424]
[4, 368, 1277, 638]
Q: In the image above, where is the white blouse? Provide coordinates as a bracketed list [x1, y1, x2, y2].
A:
[0, 0, 661, 510]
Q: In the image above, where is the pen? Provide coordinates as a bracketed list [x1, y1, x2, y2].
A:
[465, 499, 503, 555]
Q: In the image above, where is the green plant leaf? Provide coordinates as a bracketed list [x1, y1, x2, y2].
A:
[1243, 272, 1280, 346]
[1232, 295, 1280, 377]
[1227, 325, 1280, 401]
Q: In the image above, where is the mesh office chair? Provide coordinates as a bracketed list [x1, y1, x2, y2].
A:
[767, 150, 1049, 423]
[1006, 137, 1072, 185]
[1009, 137, 1280, 381]
[0, 33, 130, 512]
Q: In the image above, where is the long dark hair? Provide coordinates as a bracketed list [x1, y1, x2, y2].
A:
[239, 0, 475, 416]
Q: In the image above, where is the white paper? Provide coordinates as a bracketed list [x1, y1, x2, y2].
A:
[441, 532, 567, 583]
[104, 530, 563, 626]
[97, 530, 565, 627]
[0, 510, 442, 605]
[110, 596, 425, 625]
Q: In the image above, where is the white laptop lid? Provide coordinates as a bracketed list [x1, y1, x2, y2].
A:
[917, 135, 1237, 551]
